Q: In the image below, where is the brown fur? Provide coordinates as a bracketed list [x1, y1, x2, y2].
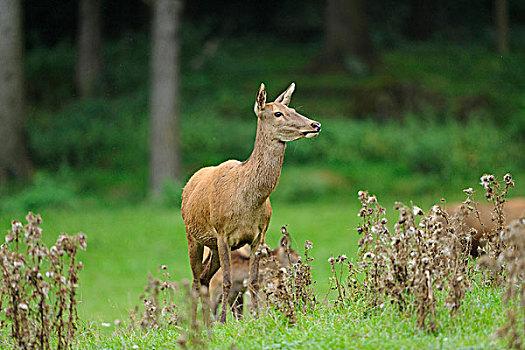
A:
[447, 197, 525, 256]
[208, 234, 299, 320]
[181, 82, 321, 324]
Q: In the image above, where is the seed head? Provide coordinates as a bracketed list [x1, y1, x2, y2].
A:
[412, 206, 424, 216]
[305, 240, 313, 250]
[363, 252, 375, 259]
[463, 187, 473, 195]
[11, 221, 22, 232]
[367, 195, 377, 204]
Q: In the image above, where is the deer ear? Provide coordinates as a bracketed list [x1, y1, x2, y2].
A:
[279, 234, 291, 248]
[254, 83, 267, 115]
[274, 82, 295, 106]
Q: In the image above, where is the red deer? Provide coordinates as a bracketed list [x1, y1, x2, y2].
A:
[181, 83, 321, 324]
[208, 232, 299, 320]
[447, 197, 525, 256]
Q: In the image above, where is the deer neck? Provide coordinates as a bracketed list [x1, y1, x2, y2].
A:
[242, 121, 286, 205]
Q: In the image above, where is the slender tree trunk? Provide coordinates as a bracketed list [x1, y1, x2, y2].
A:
[403, 0, 435, 41]
[324, 0, 348, 66]
[149, 0, 182, 196]
[346, 0, 377, 67]
[320, 0, 378, 72]
[76, 0, 103, 97]
[0, 0, 31, 182]
[494, 0, 509, 54]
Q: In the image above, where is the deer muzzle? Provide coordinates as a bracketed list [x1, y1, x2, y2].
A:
[302, 121, 322, 138]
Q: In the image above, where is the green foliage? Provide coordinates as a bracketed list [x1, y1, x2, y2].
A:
[25, 43, 75, 108]
[158, 179, 184, 208]
[14, 35, 525, 209]
[1, 173, 78, 212]
[28, 95, 148, 171]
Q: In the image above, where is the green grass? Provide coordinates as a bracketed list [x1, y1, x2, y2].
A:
[0, 201, 358, 322]
[73, 282, 507, 349]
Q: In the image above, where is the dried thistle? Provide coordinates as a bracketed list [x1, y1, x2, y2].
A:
[126, 269, 208, 348]
[262, 227, 315, 324]
[129, 265, 180, 330]
[492, 218, 525, 348]
[348, 190, 474, 331]
[0, 212, 86, 349]
[476, 173, 514, 285]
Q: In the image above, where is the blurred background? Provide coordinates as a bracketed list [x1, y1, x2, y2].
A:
[0, 0, 524, 321]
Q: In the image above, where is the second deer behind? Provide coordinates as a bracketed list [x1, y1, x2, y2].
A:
[208, 230, 300, 320]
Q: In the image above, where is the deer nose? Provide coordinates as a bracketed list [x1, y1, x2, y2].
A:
[311, 122, 321, 132]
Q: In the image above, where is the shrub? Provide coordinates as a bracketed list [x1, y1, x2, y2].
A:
[0, 173, 78, 212]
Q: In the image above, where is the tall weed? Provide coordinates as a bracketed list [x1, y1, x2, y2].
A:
[0, 213, 86, 349]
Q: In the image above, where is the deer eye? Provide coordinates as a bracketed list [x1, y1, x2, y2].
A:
[274, 112, 283, 118]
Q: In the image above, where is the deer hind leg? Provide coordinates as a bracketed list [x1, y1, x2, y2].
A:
[187, 236, 204, 328]
[199, 248, 220, 325]
[217, 235, 232, 324]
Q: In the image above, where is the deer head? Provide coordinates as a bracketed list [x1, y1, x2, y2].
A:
[254, 83, 321, 142]
[274, 228, 299, 267]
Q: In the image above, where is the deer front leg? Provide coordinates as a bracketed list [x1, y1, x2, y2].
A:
[248, 243, 263, 317]
[217, 236, 232, 324]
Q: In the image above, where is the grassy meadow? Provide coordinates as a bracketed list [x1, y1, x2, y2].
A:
[78, 287, 506, 349]
[0, 200, 358, 322]
[0, 198, 513, 349]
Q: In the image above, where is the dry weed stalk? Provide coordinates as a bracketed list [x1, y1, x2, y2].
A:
[173, 280, 206, 349]
[352, 190, 472, 331]
[262, 227, 315, 324]
[127, 268, 206, 349]
[476, 174, 515, 284]
[0, 212, 86, 349]
[494, 218, 525, 349]
[128, 265, 179, 330]
[327, 254, 361, 307]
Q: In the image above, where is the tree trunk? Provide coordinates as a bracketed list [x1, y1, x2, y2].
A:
[324, 0, 349, 66]
[0, 0, 31, 182]
[76, 0, 103, 97]
[149, 0, 182, 196]
[494, 0, 509, 54]
[320, 0, 378, 73]
[403, 0, 435, 41]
